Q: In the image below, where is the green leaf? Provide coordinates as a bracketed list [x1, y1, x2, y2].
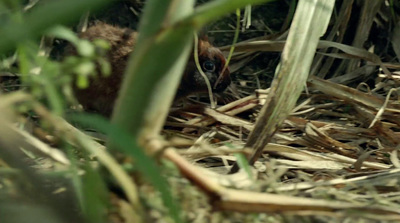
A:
[93, 38, 111, 51]
[226, 143, 253, 179]
[81, 165, 108, 223]
[76, 40, 95, 57]
[68, 113, 182, 223]
[97, 57, 111, 77]
[76, 73, 89, 89]
[74, 61, 95, 79]
[46, 25, 80, 45]
[0, 0, 111, 53]
[181, 0, 276, 29]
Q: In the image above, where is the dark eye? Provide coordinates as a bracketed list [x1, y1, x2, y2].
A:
[202, 60, 216, 72]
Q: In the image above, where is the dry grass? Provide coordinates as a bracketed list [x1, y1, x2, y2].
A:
[1, 0, 400, 222]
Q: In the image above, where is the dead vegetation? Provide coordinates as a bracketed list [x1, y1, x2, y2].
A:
[164, 0, 400, 221]
[1, 0, 400, 222]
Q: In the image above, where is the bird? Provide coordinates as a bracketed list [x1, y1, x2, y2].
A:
[67, 22, 231, 116]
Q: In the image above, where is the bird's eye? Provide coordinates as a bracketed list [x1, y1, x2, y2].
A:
[202, 60, 216, 72]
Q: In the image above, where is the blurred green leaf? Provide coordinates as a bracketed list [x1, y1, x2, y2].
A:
[226, 143, 253, 179]
[234, 153, 253, 179]
[112, 0, 195, 140]
[0, 0, 111, 53]
[74, 61, 95, 78]
[42, 75, 65, 115]
[97, 57, 111, 77]
[0, 202, 66, 223]
[69, 113, 182, 223]
[93, 39, 111, 51]
[76, 70, 90, 88]
[46, 25, 80, 45]
[76, 40, 95, 57]
[81, 165, 108, 223]
[0, 0, 22, 11]
[112, 0, 278, 140]
[182, 0, 276, 29]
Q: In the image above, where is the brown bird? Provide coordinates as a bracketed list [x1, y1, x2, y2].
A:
[68, 23, 231, 116]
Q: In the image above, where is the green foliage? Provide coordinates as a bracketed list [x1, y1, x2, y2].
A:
[0, 0, 112, 222]
[47, 26, 111, 89]
[80, 164, 109, 223]
[69, 113, 182, 223]
[0, 0, 111, 116]
[226, 143, 254, 179]
[0, 0, 110, 53]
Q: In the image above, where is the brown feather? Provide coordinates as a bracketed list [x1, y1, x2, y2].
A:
[66, 23, 230, 116]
